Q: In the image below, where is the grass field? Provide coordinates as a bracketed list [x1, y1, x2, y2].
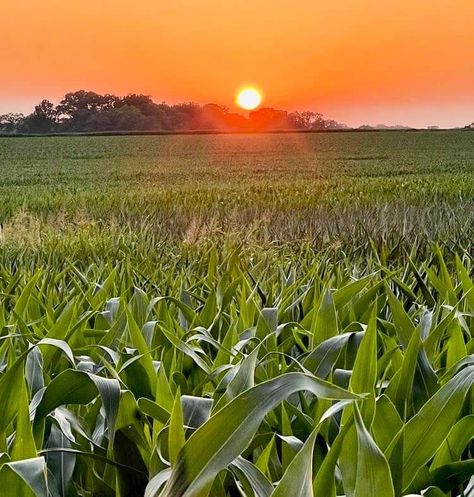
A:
[0, 131, 473, 497]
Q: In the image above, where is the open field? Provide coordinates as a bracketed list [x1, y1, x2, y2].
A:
[0, 131, 473, 256]
[0, 131, 473, 497]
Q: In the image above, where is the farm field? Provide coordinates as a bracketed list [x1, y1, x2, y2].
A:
[0, 131, 473, 497]
[0, 131, 473, 257]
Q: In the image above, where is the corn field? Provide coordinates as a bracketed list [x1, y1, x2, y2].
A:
[0, 244, 472, 497]
[0, 133, 473, 496]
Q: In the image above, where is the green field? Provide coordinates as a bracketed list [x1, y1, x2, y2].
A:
[1, 131, 473, 256]
[0, 132, 473, 497]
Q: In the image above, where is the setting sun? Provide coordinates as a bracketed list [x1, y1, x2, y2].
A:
[236, 87, 262, 110]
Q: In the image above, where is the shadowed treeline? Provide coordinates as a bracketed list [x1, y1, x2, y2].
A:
[0, 90, 347, 134]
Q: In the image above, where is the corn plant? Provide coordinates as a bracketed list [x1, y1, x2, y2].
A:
[0, 245, 472, 497]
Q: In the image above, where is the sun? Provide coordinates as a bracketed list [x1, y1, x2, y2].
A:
[236, 87, 262, 110]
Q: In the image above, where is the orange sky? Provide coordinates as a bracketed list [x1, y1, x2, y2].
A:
[1, 0, 474, 127]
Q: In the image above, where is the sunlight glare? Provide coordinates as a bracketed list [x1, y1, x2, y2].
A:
[236, 87, 262, 110]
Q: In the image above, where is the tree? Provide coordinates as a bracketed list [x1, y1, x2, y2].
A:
[0, 113, 25, 133]
[249, 108, 289, 130]
[57, 90, 117, 116]
[168, 103, 201, 130]
[56, 91, 118, 130]
[322, 119, 344, 130]
[93, 106, 153, 131]
[20, 100, 57, 133]
[287, 111, 326, 129]
[1, 89, 346, 133]
[116, 94, 158, 117]
[198, 103, 230, 129]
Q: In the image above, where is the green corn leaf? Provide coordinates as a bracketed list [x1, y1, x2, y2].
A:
[311, 290, 338, 347]
[353, 405, 394, 497]
[348, 306, 378, 424]
[411, 460, 474, 495]
[230, 457, 273, 497]
[0, 355, 25, 433]
[385, 325, 421, 417]
[34, 369, 120, 445]
[372, 395, 403, 453]
[385, 285, 415, 347]
[333, 276, 372, 309]
[388, 365, 474, 490]
[126, 307, 157, 393]
[313, 420, 352, 497]
[155, 373, 360, 497]
[303, 331, 364, 380]
[11, 379, 37, 460]
[270, 428, 318, 497]
[213, 346, 259, 411]
[431, 415, 474, 468]
[0, 457, 48, 497]
[169, 391, 186, 466]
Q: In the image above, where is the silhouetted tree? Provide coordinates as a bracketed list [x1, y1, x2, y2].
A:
[116, 94, 158, 117]
[199, 104, 230, 129]
[20, 100, 57, 133]
[288, 111, 323, 129]
[168, 103, 201, 130]
[249, 108, 289, 130]
[0, 113, 25, 133]
[224, 112, 249, 130]
[1, 90, 345, 133]
[57, 91, 118, 130]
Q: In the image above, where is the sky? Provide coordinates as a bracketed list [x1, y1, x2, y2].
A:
[1, 0, 474, 128]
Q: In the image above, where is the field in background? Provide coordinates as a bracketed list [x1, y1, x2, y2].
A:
[0, 131, 473, 259]
[0, 131, 473, 497]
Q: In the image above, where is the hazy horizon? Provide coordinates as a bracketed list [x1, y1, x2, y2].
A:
[1, 93, 473, 129]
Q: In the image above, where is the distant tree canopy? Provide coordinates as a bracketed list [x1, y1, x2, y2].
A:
[0, 90, 348, 134]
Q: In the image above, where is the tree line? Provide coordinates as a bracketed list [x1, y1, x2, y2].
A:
[0, 91, 347, 134]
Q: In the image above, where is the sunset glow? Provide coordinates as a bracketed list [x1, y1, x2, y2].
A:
[1, 0, 474, 126]
[236, 88, 262, 110]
